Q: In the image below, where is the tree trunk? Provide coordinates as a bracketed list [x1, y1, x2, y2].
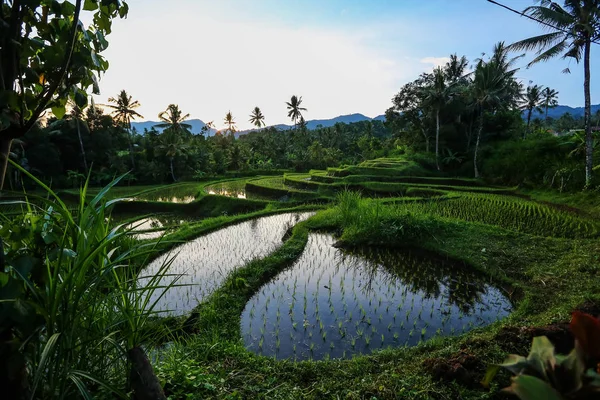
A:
[466, 118, 473, 152]
[526, 108, 532, 139]
[474, 114, 484, 179]
[421, 128, 430, 153]
[127, 119, 136, 170]
[128, 347, 166, 400]
[0, 137, 12, 192]
[170, 157, 176, 182]
[583, 39, 593, 188]
[435, 108, 440, 170]
[76, 119, 89, 173]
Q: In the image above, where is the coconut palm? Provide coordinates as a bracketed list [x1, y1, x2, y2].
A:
[68, 102, 89, 173]
[157, 129, 188, 182]
[542, 87, 560, 121]
[200, 121, 215, 137]
[423, 67, 451, 170]
[155, 104, 192, 134]
[471, 58, 518, 178]
[286, 95, 307, 129]
[249, 107, 265, 129]
[444, 54, 469, 83]
[509, 0, 600, 186]
[106, 90, 143, 169]
[224, 111, 236, 135]
[522, 84, 545, 136]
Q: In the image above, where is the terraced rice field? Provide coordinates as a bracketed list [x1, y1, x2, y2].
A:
[241, 234, 511, 360]
[140, 212, 315, 315]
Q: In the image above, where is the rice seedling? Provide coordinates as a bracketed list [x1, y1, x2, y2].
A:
[240, 233, 511, 361]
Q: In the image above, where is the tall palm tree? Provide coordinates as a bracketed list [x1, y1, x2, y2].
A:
[542, 87, 560, 121]
[471, 58, 518, 178]
[155, 104, 191, 181]
[444, 54, 469, 83]
[249, 107, 265, 129]
[157, 130, 188, 182]
[522, 84, 545, 136]
[286, 95, 307, 129]
[423, 67, 451, 170]
[68, 102, 89, 173]
[200, 120, 215, 137]
[155, 104, 192, 133]
[509, 0, 600, 186]
[106, 90, 143, 169]
[224, 111, 236, 135]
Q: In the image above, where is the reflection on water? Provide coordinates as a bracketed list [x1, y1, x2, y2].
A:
[241, 234, 512, 361]
[208, 189, 247, 199]
[140, 212, 315, 315]
[125, 216, 188, 240]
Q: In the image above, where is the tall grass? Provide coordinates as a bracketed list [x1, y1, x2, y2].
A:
[0, 163, 177, 399]
[334, 191, 441, 245]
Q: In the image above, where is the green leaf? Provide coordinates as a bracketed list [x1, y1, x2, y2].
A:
[83, 0, 98, 11]
[0, 272, 8, 287]
[505, 375, 563, 400]
[51, 105, 66, 119]
[527, 336, 555, 380]
[74, 90, 87, 108]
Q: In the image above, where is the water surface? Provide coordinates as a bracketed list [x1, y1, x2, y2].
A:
[241, 234, 511, 360]
[142, 212, 315, 315]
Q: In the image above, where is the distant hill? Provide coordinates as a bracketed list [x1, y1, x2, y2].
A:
[529, 104, 600, 120]
[237, 113, 386, 136]
[131, 113, 386, 137]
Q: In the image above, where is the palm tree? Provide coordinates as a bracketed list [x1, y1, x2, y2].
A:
[509, 0, 600, 186]
[106, 90, 143, 169]
[444, 54, 469, 83]
[157, 130, 188, 182]
[68, 102, 89, 173]
[200, 121, 215, 137]
[155, 104, 191, 181]
[223, 111, 236, 135]
[471, 58, 518, 178]
[286, 95, 307, 129]
[249, 107, 265, 129]
[522, 84, 545, 136]
[155, 104, 192, 134]
[423, 67, 451, 170]
[542, 87, 559, 121]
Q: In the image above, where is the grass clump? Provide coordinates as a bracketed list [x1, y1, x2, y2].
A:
[0, 168, 175, 399]
[334, 190, 443, 246]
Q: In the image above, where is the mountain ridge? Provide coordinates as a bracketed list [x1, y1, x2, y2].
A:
[130, 113, 386, 136]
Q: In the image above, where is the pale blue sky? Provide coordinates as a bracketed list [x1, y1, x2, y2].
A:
[93, 0, 600, 130]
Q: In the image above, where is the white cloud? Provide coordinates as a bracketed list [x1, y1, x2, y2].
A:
[419, 56, 450, 70]
[92, 2, 440, 129]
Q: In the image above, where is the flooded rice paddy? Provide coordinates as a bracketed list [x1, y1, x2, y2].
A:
[124, 216, 191, 240]
[204, 181, 248, 199]
[141, 212, 315, 315]
[241, 234, 512, 361]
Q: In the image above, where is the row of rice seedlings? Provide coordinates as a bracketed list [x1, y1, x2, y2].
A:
[139, 212, 315, 315]
[240, 233, 511, 361]
[404, 193, 599, 238]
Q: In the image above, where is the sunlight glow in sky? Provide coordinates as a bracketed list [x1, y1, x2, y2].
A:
[91, 0, 600, 130]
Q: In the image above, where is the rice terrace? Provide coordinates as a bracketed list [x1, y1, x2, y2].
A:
[1, 1, 600, 399]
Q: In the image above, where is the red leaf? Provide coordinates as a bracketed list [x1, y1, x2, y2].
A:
[570, 311, 600, 358]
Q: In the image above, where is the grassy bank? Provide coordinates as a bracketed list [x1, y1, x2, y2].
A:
[150, 191, 600, 399]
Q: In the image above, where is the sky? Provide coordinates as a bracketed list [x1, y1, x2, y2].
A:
[88, 0, 600, 130]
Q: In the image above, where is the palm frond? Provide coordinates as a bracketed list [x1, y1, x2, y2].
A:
[508, 32, 565, 52]
[527, 40, 569, 66]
